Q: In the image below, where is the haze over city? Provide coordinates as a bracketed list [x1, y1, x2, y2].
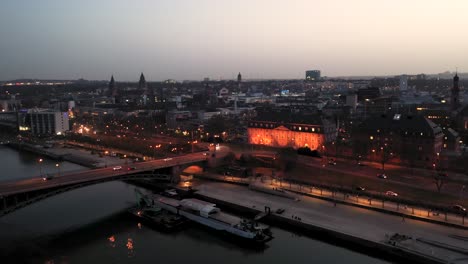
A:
[1, 0, 468, 81]
[2, 1, 468, 263]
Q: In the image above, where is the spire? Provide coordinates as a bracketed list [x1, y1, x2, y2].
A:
[451, 71, 460, 111]
[109, 75, 115, 87]
[108, 75, 117, 97]
[453, 71, 460, 90]
[139, 72, 147, 90]
[237, 72, 242, 82]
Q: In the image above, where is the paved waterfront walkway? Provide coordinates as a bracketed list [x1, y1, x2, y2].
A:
[196, 173, 467, 229]
[194, 180, 468, 263]
[25, 143, 131, 168]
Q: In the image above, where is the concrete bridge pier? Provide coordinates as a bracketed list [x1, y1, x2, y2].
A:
[171, 165, 182, 183]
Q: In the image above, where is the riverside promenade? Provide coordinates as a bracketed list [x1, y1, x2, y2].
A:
[7, 142, 130, 168]
[192, 179, 468, 263]
[196, 173, 467, 228]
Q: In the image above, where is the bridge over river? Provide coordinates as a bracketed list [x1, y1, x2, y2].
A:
[0, 152, 208, 216]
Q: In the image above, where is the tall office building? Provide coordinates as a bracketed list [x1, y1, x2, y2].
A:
[19, 109, 70, 135]
[305, 70, 321, 81]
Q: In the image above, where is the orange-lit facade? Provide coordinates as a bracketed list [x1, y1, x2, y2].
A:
[248, 120, 335, 150]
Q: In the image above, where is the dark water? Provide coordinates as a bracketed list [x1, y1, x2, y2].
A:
[0, 146, 86, 182]
[0, 146, 388, 264]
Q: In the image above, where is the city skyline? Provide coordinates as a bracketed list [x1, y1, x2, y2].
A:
[1, 0, 468, 81]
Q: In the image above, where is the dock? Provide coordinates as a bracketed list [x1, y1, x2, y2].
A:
[191, 181, 468, 264]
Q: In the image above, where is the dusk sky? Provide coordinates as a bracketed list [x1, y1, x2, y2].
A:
[1, 0, 467, 81]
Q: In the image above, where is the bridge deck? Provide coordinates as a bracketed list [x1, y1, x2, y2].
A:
[0, 153, 207, 197]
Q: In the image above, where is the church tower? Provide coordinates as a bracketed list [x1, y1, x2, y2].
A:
[451, 72, 460, 111]
[139, 72, 147, 91]
[108, 75, 118, 97]
[139, 73, 149, 105]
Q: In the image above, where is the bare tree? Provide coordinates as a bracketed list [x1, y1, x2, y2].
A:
[433, 172, 448, 193]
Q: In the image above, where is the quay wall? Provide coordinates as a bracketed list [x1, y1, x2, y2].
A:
[6, 143, 99, 168]
[193, 192, 445, 264]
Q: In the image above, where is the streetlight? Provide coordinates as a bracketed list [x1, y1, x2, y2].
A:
[56, 163, 60, 177]
[149, 145, 155, 159]
[364, 98, 370, 119]
[38, 158, 43, 176]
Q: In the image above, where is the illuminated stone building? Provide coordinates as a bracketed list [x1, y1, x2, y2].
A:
[247, 108, 336, 150]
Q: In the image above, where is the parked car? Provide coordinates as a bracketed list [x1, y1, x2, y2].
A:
[275, 208, 285, 214]
[113, 166, 122, 171]
[453, 205, 467, 215]
[163, 158, 173, 161]
[385, 191, 398, 197]
[358, 162, 365, 166]
[328, 159, 337, 165]
[377, 174, 387, 179]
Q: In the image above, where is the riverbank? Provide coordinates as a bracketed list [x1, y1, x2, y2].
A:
[195, 172, 467, 229]
[188, 180, 468, 264]
[7, 142, 129, 169]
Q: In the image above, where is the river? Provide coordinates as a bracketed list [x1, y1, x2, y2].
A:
[0, 146, 389, 263]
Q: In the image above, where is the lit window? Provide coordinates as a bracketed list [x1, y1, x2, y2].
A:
[421, 132, 423, 136]
[312, 128, 315, 132]
[299, 127, 302, 131]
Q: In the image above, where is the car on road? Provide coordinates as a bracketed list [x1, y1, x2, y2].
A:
[203, 152, 209, 156]
[42, 175, 54, 181]
[163, 158, 173, 161]
[453, 205, 467, 215]
[112, 166, 122, 171]
[385, 191, 398, 197]
[328, 159, 337, 165]
[127, 166, 136, 171]
[358, 162, 365, 166]
[355, 186, 366, 191]
[377, 174, 387, 179]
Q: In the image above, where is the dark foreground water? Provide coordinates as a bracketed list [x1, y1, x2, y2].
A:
[0, 146, 389, 263]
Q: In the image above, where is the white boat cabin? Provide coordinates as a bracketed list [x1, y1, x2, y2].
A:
[180, 199, 220, 217]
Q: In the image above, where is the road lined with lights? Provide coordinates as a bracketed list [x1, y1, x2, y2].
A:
[294, 155, 468, 200]
[0, 152, 208, 197]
